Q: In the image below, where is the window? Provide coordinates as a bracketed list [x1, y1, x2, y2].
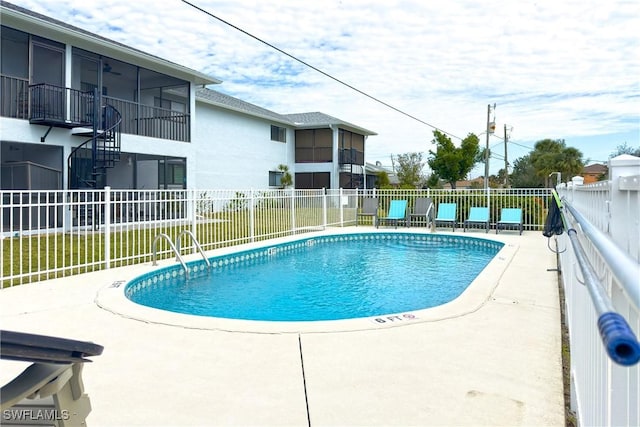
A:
[295, 129, 332, 163]
[269, 171, 283, 187]
[158, 158, 186, 189]
[271, 125, 286, 142]
[295, 172, 330, 189]
[339, 129, 365, 165]
[1, 26, 29, 79]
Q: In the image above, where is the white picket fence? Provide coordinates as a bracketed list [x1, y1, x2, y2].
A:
[556, 155, 640, 427]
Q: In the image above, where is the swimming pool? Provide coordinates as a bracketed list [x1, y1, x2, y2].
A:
[124, 232, 504, 324]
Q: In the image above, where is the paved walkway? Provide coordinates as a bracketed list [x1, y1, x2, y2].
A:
[0, 229, 565, 426]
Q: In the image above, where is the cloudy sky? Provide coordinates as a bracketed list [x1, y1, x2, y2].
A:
[9, 0, 639, 176]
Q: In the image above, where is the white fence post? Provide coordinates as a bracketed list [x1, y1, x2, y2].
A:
[290, 188, 296, 232]
[190, 189, 197, 241]
[63, 189, 72, 234]
[339, 188, 344, 226]
[322, 188, 328, 228]
[608, 155, 640, 260]
[104, 186, 111, 269]
[249, 189, 255, 243]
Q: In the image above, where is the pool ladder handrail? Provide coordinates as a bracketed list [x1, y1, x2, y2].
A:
[151, 233, 189, 279]
[176, 230, 211, 271]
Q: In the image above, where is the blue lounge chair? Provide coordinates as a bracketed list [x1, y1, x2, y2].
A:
[464, 207, 490, 232]
[377, 200, 408, 228]
[407, 197, 434, 227]
[435, 203, 457, 231]
[496, 208, 523, 235]
[356, 197, 378, 227]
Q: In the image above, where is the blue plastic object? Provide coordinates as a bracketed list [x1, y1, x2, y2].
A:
[597, 312, 640, 366]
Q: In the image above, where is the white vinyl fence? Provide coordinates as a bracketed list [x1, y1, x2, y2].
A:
[556, 155, 640, 427]
[1, 187, 551, 287]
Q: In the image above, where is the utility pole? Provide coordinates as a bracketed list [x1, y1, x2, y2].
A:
[484, 104, 495, 189]
[504, 124, 509, 188]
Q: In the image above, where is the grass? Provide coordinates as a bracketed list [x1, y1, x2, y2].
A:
[1, 207, 344, 287]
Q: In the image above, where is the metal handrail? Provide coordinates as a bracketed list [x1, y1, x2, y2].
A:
[176, 230, 211, 271]
[151, 233, 189, 279]
[563, 200, 640, 310]
[560, 197, 640, 366]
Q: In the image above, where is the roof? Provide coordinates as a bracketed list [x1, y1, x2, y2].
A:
[365, 162, 399, 184]
[284, 112, 377, 136]
[197, 90, 378, 135]
[0, 1, 221, 86]
[1, 1, 376, 136]
[196, 88, 294, 126]
[583, 163, 607, 174]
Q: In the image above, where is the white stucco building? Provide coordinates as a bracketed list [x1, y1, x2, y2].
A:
[0, 1, 376, 191]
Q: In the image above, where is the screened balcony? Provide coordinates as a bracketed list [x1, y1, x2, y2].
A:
[1, 76, 190, 142]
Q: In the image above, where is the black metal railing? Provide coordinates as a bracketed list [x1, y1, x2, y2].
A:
[1, 77, 190, 142]
[104, 96, 190, 142]
[29, 83, 93, 127]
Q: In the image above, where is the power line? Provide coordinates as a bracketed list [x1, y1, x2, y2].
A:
[181, 0, 463, 141]
[510, 141, 535, 151]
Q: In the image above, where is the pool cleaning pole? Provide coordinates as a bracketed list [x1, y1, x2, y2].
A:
[561, 201, 640, 366]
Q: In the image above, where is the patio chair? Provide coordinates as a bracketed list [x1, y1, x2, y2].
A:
[463, 207, 490, 233]
[435, 203, 457, 231]
[1, 330, 104, 426]
[377, 200, 408, 229]
[407, 197, 434, 227]
[356, 197, 378, 226]
[496, 208, 523, 235]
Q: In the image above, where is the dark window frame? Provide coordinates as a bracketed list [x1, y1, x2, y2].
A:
[271, 125, 286, 143]
[269, 170, 283, 187]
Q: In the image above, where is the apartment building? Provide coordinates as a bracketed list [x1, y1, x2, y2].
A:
[0, 1, 375, 191]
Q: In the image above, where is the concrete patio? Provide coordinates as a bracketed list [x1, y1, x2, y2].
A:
[0, 229, 565, 426]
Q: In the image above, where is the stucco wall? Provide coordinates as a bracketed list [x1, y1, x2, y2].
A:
[193, 103, 294, 189]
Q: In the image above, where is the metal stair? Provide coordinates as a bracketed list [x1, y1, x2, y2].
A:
[67, 89, 121, 189]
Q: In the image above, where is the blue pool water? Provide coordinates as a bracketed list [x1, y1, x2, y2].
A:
[126, 233, 503, 322]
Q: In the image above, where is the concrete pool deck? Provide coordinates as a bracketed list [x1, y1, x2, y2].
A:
[0, 229, 565, 426]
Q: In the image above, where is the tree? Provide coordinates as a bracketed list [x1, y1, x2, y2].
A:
[376, 171, 392, 188]
[425, 174, 442, 189]
[610, 142, 640, 158]
[529, 139, 584, 187]
[277, 164, 292, 188]
[394, 152, 425, 188]
[510, 154, 544, 188]
[427, 130, 479, 189]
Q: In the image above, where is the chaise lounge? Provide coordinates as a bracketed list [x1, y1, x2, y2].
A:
[435, 203, 457, 231]
[464, 207, 490, 232]
[496, 208, 523, 235]
[356, 197, 378, 227]
[407, 197, 434, 228]
[1, 330, 104, 427]
[377, 200, 408, 229]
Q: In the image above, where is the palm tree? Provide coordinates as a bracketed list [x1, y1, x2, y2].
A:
[530, 139, 584, 186]
[277, 164, 292, 189]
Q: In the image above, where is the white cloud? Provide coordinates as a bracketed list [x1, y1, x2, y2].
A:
[8, 0, 639, 173]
